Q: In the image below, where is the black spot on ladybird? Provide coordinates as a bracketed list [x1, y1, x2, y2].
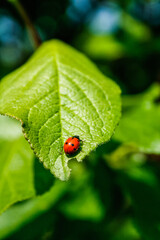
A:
[71, 143, 74, 146]
[65, 142, 68, 144]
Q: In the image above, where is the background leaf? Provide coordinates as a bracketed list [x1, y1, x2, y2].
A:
[119, 164, 160, 240]
[75, 33, 125, 60]
[0, 180, 66, 239]
[113, 84, 160, 154]
[0, 40, 121, 180]
[0, 115, 35, 214]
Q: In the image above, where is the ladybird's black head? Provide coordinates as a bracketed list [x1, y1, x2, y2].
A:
[72, 135, 80, 140]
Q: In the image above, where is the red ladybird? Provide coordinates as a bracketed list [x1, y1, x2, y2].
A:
[64, 136, 81, 155]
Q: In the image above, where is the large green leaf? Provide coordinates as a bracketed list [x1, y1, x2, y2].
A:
[0, 115, 35, 214]
[0, 40, 121, 180]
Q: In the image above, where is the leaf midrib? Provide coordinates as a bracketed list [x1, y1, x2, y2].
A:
[53, 49, 66, 178]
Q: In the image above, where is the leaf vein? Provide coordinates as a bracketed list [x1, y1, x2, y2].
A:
[61, 63, 113, 117]
[53, 54, 66, 177]
[62, 104, 93, 140]
[61, 71, 104, 135]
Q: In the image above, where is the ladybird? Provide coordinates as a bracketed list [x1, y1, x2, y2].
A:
[64, 136, 81, 155]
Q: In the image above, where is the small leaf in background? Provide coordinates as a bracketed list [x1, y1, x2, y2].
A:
[119, 164, 160, 240]
[59, 185, 105, 221]
[113, 84, 160, 154]
[121, 83, 160, 110]
[0, 40, 121, 180]
[0, 115, 35, 215]
[105, 144, 146, 169]
[107, 218, 140, 240]
[0, 180, 66, 239]
[58, 160, 106, 222]
[121, 13, 151, 41]
[75, 33, 125, 60]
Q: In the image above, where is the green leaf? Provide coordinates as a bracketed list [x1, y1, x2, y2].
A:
[105, 144, 146, 170]
[75, 33, 125, 60]
[0, 180, 66, 239]
[122, 83, 159, 110]
[108, 218, 140, 240]
[59, 185, 105, 221]
[0, 115, 35, 214]
[119, 165, 160, 240]
[121, 12, 151, 41]
[114, 84, 160, 154]
[0, 40, 121, 181]
[59, 161, 105, 221]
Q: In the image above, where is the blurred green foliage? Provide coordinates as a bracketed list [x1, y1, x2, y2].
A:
[0, 116, 35, 215]
[114, 84, 160, 154]
[0, 0, 160, 239]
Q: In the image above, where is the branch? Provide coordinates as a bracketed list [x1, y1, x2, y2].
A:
[8, 0, 41, 49]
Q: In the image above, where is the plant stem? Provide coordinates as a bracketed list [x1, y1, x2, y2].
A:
[8, 0, 41, 49]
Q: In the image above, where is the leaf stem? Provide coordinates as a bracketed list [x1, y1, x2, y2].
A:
[7, 0, 41, 49]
